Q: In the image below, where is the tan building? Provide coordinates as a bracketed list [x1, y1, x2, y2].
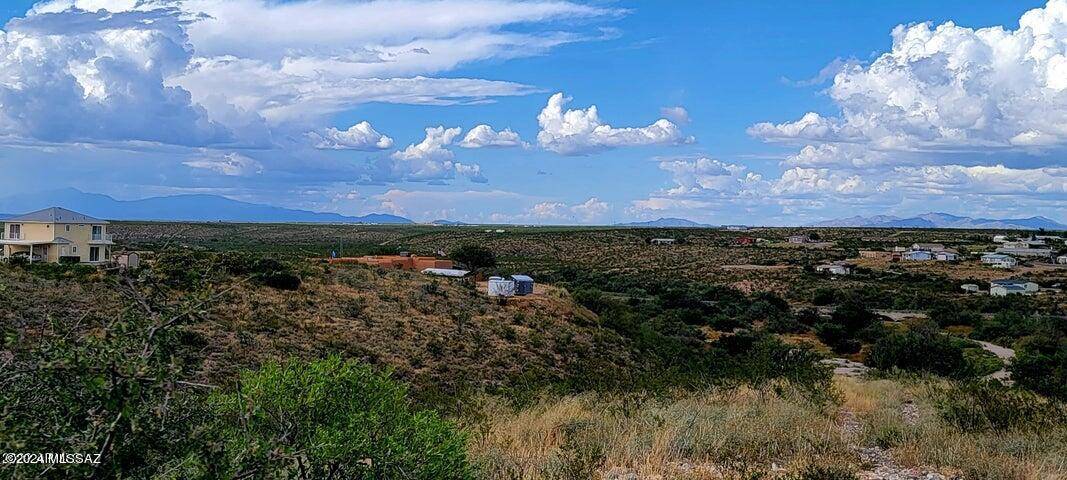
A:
[329, 254, 453, 270]
[1, 207, 113, 264]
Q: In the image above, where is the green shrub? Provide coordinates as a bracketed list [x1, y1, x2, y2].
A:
[449, 244, 497, 271]
[206, 356, 472, 480]
[153, 249, 212, 289]
[218, 251, 256, 275]
[250, 258, 302, 290]
[866, 330, 971, 378]
[815, 322, 860, 354]
[58, 255, 81, 265]
[937, 381, 1067, 431]
[1011, 335, 1067, 401]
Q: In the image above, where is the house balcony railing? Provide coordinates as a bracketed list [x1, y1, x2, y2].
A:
[1, 232, 21, 240]
[90, 233, 114, 243]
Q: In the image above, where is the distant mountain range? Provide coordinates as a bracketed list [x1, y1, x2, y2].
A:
[430, 219, 470, 225]
[809, 212, 1066, 230]
[615, 217, 709, 228]
[0, 188, 413, 224]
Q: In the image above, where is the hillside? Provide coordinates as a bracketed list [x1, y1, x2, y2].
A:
[0, 260, 629, 399]
[615, 217, 708, 227]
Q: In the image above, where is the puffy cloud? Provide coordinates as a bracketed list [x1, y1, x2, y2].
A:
[747, 112, 858, 143]
[537, 93, 693, 155]
[0, 7, 230, 146]
[523, 197, 610, 223]
[656, 157, 764, 196]
[458, 124, 528, 148]
[628, 196, 713, 213]
[659, 106, 690, 125]
[752, 0, 1067, 152]
[7, 0, 619, 146]
[183, 152, 263, 176]
[374, 126, 486, 183]
[392, 126, 462, 162]
[782, 144, 891, 169]
[570, 197, 610, 221]
[770, 167, 875, 197]
[886, 165, 1067, 196]
[309, 121, 393, 150]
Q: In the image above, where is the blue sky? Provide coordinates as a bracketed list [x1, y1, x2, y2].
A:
[0, 0, 1063, 224]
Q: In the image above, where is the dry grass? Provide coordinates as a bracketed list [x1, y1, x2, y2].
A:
[466, 378, 1067, 480]
[838, 377, 1067, 480]
[466, 387, 854, 479]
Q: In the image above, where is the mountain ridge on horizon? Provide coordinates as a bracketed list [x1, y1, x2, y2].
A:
[0, 188, 412, 224]
[614, 217, 710, 228]
[809, 212, 1067, 230]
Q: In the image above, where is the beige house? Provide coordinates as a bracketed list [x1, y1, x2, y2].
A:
[1, 207, 113, 264]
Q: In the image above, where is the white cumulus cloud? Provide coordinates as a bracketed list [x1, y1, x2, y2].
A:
[7, 0, 619, 147]
[524, 197, 610, 223]
[657, 157, 764, 196]
[751, 0, 1067, 152]
[0, 7, 230, 146]
[537, 93, 693, 155]
[458, 124, 528, 148]
[309, 121, 393, 150]
[374, 126, 486, 183]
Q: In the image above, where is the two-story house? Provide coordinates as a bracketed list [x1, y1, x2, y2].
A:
[1, 207, 113, 264]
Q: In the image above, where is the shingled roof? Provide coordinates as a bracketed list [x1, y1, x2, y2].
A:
[4, 207, 107, 224]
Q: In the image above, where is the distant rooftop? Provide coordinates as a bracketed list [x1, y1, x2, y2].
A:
[4, 207, 107, 224]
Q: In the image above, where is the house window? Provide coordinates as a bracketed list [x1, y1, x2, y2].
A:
[65, 225, 70, 232]
[7, 224, 19, 240]
[91, 225, 102, 241]
[72, 246, 77, 254]
[89, 247, 100, 262]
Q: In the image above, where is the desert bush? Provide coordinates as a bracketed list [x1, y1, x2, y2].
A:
[814, 322, 861, 354]
[449, 244, 497, 271]
[765, 315, 807, 334]
[218, 250, 256, 275]
[0, 273, 212, 478]
[153, 249, 214, 288]
[927, 303, 981, 327]
[866, 329, 971, 378]
[248, 258, 301, 290]
[1011, 334, 1067, 401]
[205, 356, 472, 480]
[937, 381, 1067, 432]
[811, 287, 836, 306]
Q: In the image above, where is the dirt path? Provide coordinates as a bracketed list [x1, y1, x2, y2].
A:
[839, 407, 950, 480]
[975, 340, 1015, 385]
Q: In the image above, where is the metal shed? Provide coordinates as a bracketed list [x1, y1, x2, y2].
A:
[511, 275, 534, 295]
[487, 276, 516, 297]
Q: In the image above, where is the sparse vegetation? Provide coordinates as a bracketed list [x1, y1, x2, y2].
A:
[2, 222, 1065, 478]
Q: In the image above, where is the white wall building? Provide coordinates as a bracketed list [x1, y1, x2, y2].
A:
[981, 253, 1017, 268]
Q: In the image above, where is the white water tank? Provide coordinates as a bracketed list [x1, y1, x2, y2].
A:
[487, 276, 516, 297]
